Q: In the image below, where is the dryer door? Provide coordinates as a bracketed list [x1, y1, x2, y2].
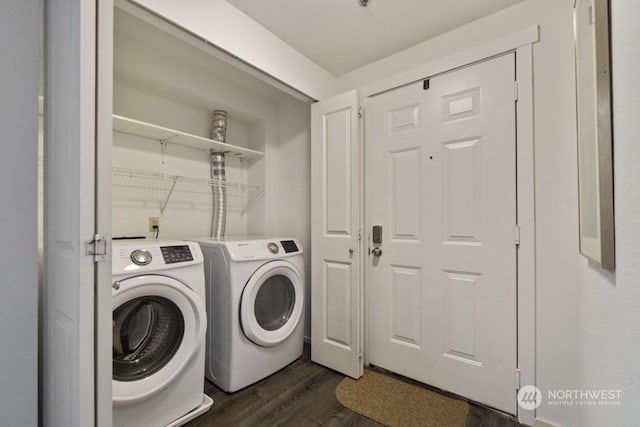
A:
[240, 261, 304, 347]
[112, 275, 206, 405]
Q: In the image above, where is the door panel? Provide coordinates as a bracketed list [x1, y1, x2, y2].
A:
[444, 271, 481, 363]
[324, 108, 353, 235]
[390, 266, 421, 347]
[390, 149, 422, 240]
[311, 90, 362, 378]
[366, 54, 517, 413]
[324, 261, 353, 348]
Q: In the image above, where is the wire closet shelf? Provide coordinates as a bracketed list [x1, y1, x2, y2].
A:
[112, 167, 264, 215]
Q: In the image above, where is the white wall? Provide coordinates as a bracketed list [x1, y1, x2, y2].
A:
[245, 97, 312, 335]
[273, 99, 312, 337]
[111, 14, 285, 240]
[112, 84, 253, 239]
[249, 111, 279, 238]
[0, 2, 39, 426]
[576, 1, 640, 426]
[337, 1, 580, 425]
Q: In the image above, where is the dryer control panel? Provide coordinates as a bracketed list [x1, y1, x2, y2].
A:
[223, 238, 303, 262]
[280, 240, 299, 253]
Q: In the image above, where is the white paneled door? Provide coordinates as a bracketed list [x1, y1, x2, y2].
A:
[366, 53, 518, 414]
[311, 90, 363, 379]
[43, 1, 112, 426]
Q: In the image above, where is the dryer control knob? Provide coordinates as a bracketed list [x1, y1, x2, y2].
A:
[131, 249, 152, 265]
[267, 242, 279, 254]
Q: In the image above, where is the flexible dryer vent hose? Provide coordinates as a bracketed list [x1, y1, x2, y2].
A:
[210, 151, 226, 238]
[209, 109, 227, 238]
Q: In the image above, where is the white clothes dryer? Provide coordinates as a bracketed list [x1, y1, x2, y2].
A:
[193, 237, 305, 392]
[112, 240, 212, 427]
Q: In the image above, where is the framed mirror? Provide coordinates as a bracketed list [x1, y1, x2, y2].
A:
[574, 0, 615, 270]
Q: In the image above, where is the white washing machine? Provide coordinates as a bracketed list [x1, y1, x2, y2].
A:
[194, 237, 305, 392]
[112, 240, 212, 427]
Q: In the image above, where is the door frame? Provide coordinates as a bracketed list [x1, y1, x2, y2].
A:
[358, 27, 538, 426]
[96, 1, 113, 426]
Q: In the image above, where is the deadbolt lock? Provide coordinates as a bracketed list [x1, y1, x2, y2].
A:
[372, 225, 383, 244]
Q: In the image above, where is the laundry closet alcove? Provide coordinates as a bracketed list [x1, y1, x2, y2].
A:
[111, 0, 313, 272]
[106, 1, 315, 419]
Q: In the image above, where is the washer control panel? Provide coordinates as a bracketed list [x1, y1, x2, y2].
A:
[160, 245, 194, 264]
[130, 249, 152, 266]
[112, 240, 203, 274]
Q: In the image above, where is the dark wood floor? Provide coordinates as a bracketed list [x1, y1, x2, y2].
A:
[184, 346, 520, 427]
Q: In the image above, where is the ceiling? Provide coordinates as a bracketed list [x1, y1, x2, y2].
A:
[226, 0, 527, 76]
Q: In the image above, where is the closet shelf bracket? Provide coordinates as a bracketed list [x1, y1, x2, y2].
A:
[160, 178, 178, 214]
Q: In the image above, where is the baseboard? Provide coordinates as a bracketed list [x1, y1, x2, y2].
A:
[534, 418, 559, 427]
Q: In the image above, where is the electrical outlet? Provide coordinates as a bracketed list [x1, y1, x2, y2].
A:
[148, 217, 160, 232]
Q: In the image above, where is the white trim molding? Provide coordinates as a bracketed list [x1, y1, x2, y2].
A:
[534, 419, 560, 427]
[359, 25, 539, 98]
[515, 42, 536, 427]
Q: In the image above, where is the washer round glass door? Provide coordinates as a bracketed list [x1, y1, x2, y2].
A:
[240, 261, 303, 347]
[112, 275, 205, 405]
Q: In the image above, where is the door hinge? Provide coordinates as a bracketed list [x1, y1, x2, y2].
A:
[514, 81, 519, 102]
[86, 233, 109, 262]
[357, 106, 363, 119]
[514, 225, 521, 246]
[515, 368, 522, 391]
